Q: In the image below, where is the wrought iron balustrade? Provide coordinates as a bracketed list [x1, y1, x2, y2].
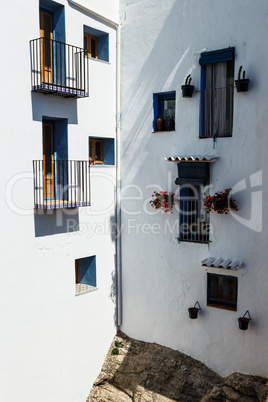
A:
[33, 160, 90, 209]
[178, 199, 210, 243]
[30, 38, 89, 98]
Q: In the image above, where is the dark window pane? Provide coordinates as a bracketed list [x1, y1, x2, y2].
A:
[207, 274, 237, 309]
[95, 141, 101, 160]
[91, 39, 96, 58]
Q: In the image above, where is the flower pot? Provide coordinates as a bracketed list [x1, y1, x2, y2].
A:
[181, 85, 194, 98]
[188, 307, 199, 319]
[161, 194, 174, 210]
[238, 317, 250, 330]
[156, 116, 165, 131]
[235, 79, 250, 92]
[213, 199, 228, 211]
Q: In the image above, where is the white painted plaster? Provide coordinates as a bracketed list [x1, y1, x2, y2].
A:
[119, 0, 268, 378]
[0, 1, 117, 401]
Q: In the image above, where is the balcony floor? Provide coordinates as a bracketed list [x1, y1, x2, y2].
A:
[32, 83, 88, 98]
[35, 200, 90, 210]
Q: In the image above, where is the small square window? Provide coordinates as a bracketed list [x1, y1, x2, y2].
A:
[89, 137, 115, 165]
[153, 92, 176, 132]
[84, 26, 109, 62]
[207, 273, 237, 311]
[75, 256, 97, 295]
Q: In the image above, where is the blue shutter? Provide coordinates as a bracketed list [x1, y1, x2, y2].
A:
[199, 47, 235, 65]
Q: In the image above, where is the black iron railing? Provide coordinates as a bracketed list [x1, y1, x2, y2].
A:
[33, 160, 90, 209]
[178, 200, 210, 243]
[30, 38, 89, 98]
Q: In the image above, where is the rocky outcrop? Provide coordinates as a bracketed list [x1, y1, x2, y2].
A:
[87, 332, 268, 401]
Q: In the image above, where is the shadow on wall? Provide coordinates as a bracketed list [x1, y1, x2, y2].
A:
[121, 1, 196, 181]
[31, 92, 78, 124]
[34, 208, 80, 237]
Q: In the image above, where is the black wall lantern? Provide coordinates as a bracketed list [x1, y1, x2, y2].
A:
[238, 310, 251, 330]
[188, 301, 201, 319]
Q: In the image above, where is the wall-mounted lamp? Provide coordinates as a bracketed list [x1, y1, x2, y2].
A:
[188, 301, 201, 319]
[238, 310, 251, 330]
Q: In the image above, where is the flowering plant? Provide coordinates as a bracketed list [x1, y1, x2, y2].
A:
[149, 191, 175, 212]
[204, 188, 238, 215]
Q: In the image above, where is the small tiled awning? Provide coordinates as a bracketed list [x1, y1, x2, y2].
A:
[165, 155, 218, 162]
[201, 257, 243, 270]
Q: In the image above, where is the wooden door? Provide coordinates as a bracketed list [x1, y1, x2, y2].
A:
[40, 10, 53, 83]
[43, 123, 54, 199]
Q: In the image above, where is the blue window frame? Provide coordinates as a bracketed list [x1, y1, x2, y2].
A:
[176, 162, 210, 243]
[84, 26, 109, 62]
[199, 47, 235, 138]
[207, 273, 237, 311]
[153, 91, 176, 132]
[89, 137, 114, 165]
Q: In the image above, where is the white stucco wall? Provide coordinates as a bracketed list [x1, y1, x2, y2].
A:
[119, 0, 268, 377]
[0, 1, 118, 401]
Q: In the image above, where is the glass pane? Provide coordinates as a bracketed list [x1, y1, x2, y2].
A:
[91, 39, 96, 58]
[95, 141, 101, 160]
[208, 274, 237, 307]
[44, 126, 52, 174]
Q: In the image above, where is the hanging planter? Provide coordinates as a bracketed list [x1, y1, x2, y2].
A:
[204, 188, 238, 215]
[149, 191, 175, 212]
[188, 301, 201, 319]
[181, 74, 195, 98]
[238, 311, 251, 330]
[235, 66, 250, 92]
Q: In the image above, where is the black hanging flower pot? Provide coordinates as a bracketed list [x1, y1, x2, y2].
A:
[235, 79, 250, 93]
[181, 74, 194, 98]
[235, 66, 250, 92]
[188, 301, 201, 319]
[238, 310, 251, 330]
[181, 85, 195, 98]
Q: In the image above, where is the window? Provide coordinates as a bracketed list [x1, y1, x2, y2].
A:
[207, 273, 238, 311]
[176, 162, 210, 243]
[84, 33, 98, 59]
[153, 92, 176, 132]
[199, 47, 235, 138]
[84, 26, 109, 62]
[75, 256, 97, 295]
[89, 138, 103, 164]
[89, 137, 114, 165]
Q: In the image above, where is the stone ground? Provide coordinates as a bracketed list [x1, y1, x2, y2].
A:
[87, 332, 268, 402]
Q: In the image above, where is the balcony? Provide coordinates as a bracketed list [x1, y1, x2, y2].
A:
[33, 160, 90, 209]
[30, 38, 89, 98]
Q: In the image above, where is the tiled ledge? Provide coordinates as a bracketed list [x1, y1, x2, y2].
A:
[75, 284, 98, 296]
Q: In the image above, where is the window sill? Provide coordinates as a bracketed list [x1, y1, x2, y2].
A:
[90, 164, 116, 168]
[199, 135, 232, 139]
[75, 283, 98, 296]
[86, 56, 111, 65]
[152, 130, 176, 134]
[178, 238, 210, 245]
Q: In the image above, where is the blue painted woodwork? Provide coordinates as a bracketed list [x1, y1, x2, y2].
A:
[199, 47, 235, 65]
[103, 138, 114, 165]
[79, 256, 97, 287]
[153, 91, 176, 132]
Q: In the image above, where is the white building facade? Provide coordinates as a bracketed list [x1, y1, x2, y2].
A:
[1, 1, 119, 401]
[119, 0, 268, 378]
